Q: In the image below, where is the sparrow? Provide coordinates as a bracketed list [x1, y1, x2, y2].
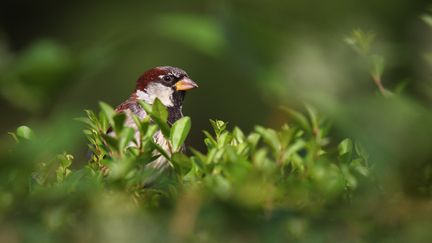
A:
[113, 66, 198, 169]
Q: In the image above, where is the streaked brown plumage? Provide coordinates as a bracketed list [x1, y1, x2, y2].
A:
[113, 66, 198, 168]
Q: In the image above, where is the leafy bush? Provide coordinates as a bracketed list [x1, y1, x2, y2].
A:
[82, 100, 369, 206]
[1, 97, 374, 242]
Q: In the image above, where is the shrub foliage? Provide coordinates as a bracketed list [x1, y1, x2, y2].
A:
[2, 99, 373, 242]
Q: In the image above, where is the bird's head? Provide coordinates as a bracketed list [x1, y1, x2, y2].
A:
[134, 66, 198, 107]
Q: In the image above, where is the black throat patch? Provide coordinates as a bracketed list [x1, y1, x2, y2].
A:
[167, 106, 183, 125]
[167, 91, 185, 124]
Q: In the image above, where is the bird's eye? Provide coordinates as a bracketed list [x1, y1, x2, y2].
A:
[163, 75, 174, 82]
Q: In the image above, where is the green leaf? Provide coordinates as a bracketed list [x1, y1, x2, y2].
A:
[98, 110, 109, 132]
[170, 116, 191, 152]
[232, 127, 245, 143]
[151, 140, 171, 161]
[146, 124, 159, 137]
[136, 153, 160, 166]
[75, 117, 94, 128]
[338, 138, 353, 164]
[281, 107, 311, 133]
[190, 148, 208, 165]
[16, 126, 35, 140]
[210, 119, 227, 137]
[218, 132, 232, 148]
[108, 158, 134, 180]
[139, 99, 170, 138]
[203, 130, 217, 148]
[101, 134, 119, 151]
[153, 118, 171, 138]
[344, 29, 375, 56]
[152, 98, 168, 122]
[338, 138, 353, 156]
[113, 113, 126, 135]
[283, 139, 306, 163]
[99, 102, 115, 126]
[131, 114, 142, 134]
[118, 127, 135, 151]
[85, 110, 97, 121]
[134, 115, 150, 139]
[191, 156, 208, 174]
[278, 124, 292, 148]
[255, 126, 280, 152]
[172, 152, 192, 175]
[57, 153, 74, 168]
[340, 165, 357, 189]
[247, 133, 261, 150]
[350, 158, 370, 177]
[139, 100, 153, 114]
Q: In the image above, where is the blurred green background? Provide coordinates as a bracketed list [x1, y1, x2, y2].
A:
[1, 0, 431, 147]
[1, 0, 432, 242]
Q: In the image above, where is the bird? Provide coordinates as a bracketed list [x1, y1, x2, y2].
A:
[112, 66, 198, 170]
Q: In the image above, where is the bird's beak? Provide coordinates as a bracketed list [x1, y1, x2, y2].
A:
[175, 77, 198, 91]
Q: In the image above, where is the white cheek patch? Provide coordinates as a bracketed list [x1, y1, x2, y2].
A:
[136, 83, 174, 107]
